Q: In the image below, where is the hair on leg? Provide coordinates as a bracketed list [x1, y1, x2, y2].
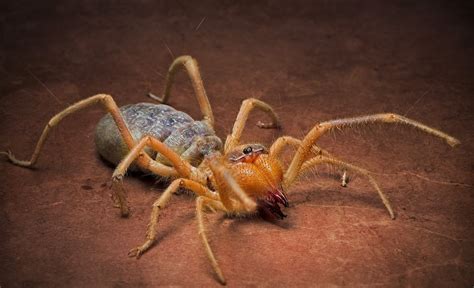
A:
[196, 196, 228, 285]
[224, 98, 280, 153]
[1, 94, 136, 168]
[128, 178, 219, 258]
[297, 155, 394, 219]
[148, 55, 215, 127]
[284, 113, 460, 188]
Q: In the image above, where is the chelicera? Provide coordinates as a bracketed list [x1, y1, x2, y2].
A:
[1, 55, 460, 285]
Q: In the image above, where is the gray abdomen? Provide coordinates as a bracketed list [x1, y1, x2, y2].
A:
[95, 103, 221, 169]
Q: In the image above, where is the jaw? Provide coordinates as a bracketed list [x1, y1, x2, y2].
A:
[257, 188, 289, 220]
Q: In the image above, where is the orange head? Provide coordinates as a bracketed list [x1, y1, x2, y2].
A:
[224, 144, 289, 219]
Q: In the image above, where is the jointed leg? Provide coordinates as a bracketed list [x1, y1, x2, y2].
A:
[196, 196, 228, 285]
[129, 178, 219, 258]
[111, 135, 209, 216]
[2, 94, 136, 167]
[0, 93, 202, 217]
[224, 98, 280, 153]
[284, 113, 460, 188]
[270, 135, 331, 159]
[111, 136, 178, 217]
[1, 94, 173, 217]
[112, 135, 197, 180]
[148, 55, 215, 127]
[299, 154, 394, 219]
[270, 136, 349, 187]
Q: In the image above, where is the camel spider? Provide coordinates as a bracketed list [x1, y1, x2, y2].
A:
[1, 55, 460, 285]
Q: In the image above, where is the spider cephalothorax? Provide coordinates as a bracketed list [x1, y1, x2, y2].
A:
[1, 55, 460, 285]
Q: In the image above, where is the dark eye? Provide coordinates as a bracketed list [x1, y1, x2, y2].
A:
[243, 146, 253, 154]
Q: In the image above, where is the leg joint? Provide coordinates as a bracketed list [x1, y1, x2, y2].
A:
[242, 98, 258, 107]
[385, 113, 399, 122]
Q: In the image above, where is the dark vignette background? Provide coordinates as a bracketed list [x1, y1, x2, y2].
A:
[0, 1, 473, 287]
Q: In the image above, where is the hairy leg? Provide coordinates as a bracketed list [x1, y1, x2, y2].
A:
[0, 93, 198, 217]
[112, 135, 209, 216]
[284, 113, 460, 188]
[148, 55, 215, 127]
[128, 178, 219, 258]
[270, 135, 331, 159]
[196, 196, 228, 285]
[1, 94, 136, 167]
[112, 135, 199, 180]
[297, 154, 394, 219]
[270, 136, 348, 186]
[224, 98, 280, 153]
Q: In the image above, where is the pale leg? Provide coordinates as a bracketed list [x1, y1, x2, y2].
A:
[128, 178, 219, 258]
[284, 113, 460, 188]
[224, 98, 280, 153]
[148, 55, 215, 127]
[196, 196, 228, 285]
[298, 155, 394, 219]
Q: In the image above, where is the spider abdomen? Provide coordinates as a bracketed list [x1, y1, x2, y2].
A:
[95, 102, 221, 169]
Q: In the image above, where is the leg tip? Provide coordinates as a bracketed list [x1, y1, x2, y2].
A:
[120, 208, 130, 218]
[447, 137, 460, 147]
[217, 274, 227, 285]
[128, 247, 142, 259]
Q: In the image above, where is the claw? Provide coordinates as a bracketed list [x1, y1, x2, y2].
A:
[128, 240, 154, 259]
[128, 247, 143, 259]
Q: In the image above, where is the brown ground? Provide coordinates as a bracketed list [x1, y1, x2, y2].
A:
[1, 1, 473, 287]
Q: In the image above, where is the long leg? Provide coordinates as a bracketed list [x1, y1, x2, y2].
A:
[0, 94, 189, 217]
[111, 135, 209, 216]
[270, 136, 348, 186]
[128, 178, 219, 258]
[299, 154, 394, 219]
[1, 94, 181, 177]
[148, 55, 215, 127]
[224, 98, 280, 153]
[1, 94, 136, 167]
[284, 113, 460, 188]
[112, 135, 196, 181]
[270, 135, 331, 159]
[196, 196, 228, 285]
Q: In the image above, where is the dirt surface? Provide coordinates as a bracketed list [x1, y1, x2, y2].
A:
[1, 1, 473, 287]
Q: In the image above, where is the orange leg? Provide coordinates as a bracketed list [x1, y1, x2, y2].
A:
[270, 135, 348, 186]
[300, 155, 394, 219]
[196, 196, 228, 285]
[284, 113, 460, 188]
[128, 178, 219, 258]
[148, 55, 215, 127]
[224, 98, 280, 153]
[1, 94, 135, 168]
[0, 94, 195, 217]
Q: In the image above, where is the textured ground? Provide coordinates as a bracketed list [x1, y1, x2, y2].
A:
[0, 1, 473, 287]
